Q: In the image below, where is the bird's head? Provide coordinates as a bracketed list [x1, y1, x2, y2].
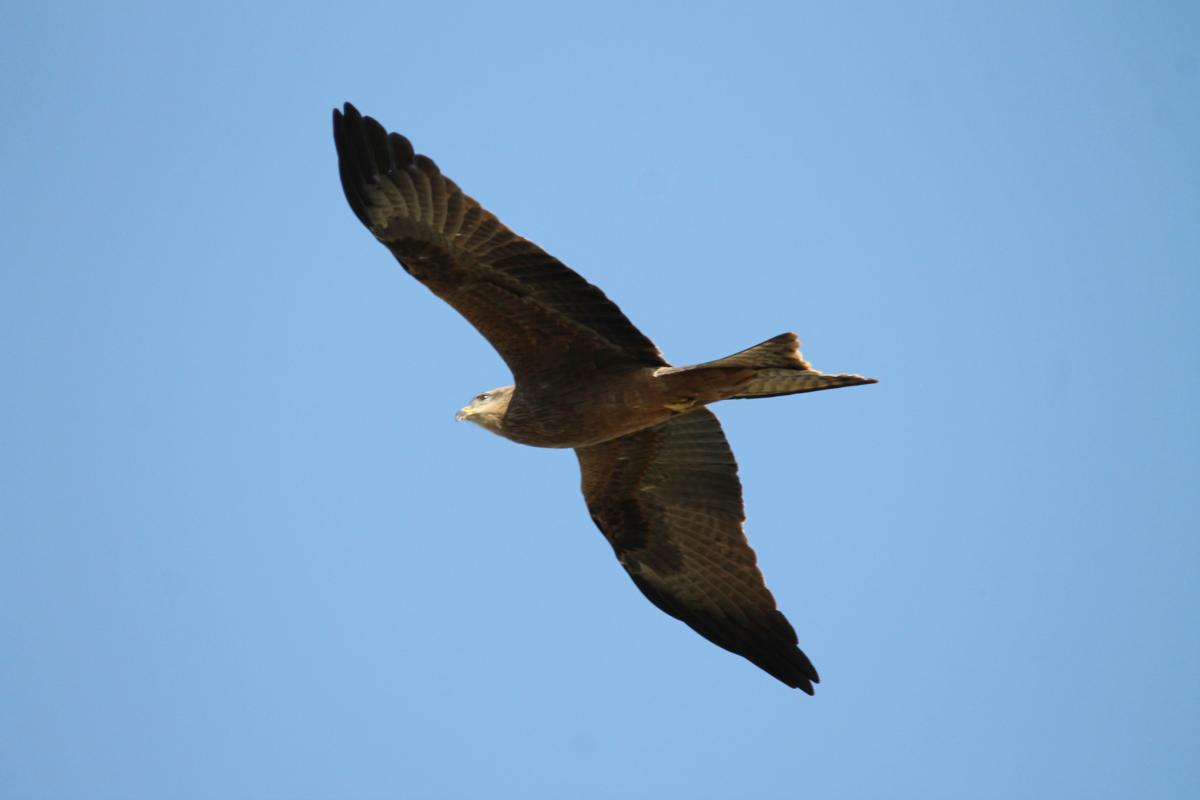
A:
[455, 385, 514, 434]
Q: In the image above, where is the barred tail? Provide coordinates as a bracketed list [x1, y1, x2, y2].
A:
[692, 332, 876, 399]
[734, 367, 877, 399]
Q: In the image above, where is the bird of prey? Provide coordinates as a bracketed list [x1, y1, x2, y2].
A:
[333, 102, 875, 693]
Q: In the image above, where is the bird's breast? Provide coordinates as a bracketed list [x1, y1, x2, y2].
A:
[499, 369, 675, 449]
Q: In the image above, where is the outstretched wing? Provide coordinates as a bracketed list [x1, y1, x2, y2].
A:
[576, 408, 819, 692]
[333, 103, 666, 382]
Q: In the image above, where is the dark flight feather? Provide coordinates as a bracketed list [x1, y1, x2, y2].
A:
[576, 409, 819, 693]
[333, 103, 666, 381]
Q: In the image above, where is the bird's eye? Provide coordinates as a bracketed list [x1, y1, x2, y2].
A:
[477, 393, 490, 402]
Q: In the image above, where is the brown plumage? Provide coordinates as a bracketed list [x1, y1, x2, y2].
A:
[333, 102, 875, 693]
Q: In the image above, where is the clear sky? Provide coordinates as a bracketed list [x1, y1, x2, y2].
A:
[2, 2, 1197, 798]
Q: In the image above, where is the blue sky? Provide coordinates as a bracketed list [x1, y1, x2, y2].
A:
[2, 2, 1197, 798]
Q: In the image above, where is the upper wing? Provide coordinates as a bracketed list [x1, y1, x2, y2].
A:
[576, 408, 819, 692]
[333, 103, 667, 382]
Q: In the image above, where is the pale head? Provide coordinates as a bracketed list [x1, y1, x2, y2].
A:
[455, 385, 514, 434]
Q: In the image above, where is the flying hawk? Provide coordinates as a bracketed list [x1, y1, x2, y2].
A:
[333, 103, 875, 693]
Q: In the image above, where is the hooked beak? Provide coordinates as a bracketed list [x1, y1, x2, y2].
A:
[455, 407, 471, 422]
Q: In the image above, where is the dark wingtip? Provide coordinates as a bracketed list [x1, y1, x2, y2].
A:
[781, 648, 819, 694]
[772, 658, 816, 693]
[332, 102, 356, 132]
[332, 103, 428, 235]
[332, 101, 375, 228]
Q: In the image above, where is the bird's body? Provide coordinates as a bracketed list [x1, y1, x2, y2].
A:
[468, 364, 680, 449]
[333, 103, 875, 693]
[462, 362, 757, 448]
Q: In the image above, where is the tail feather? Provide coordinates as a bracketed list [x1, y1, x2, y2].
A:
[672, 332, 877, 400]
[698, 332, 811, 371]
[734, 368, 877, 399]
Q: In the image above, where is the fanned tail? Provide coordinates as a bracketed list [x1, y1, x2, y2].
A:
[675, 332, 877, 400]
